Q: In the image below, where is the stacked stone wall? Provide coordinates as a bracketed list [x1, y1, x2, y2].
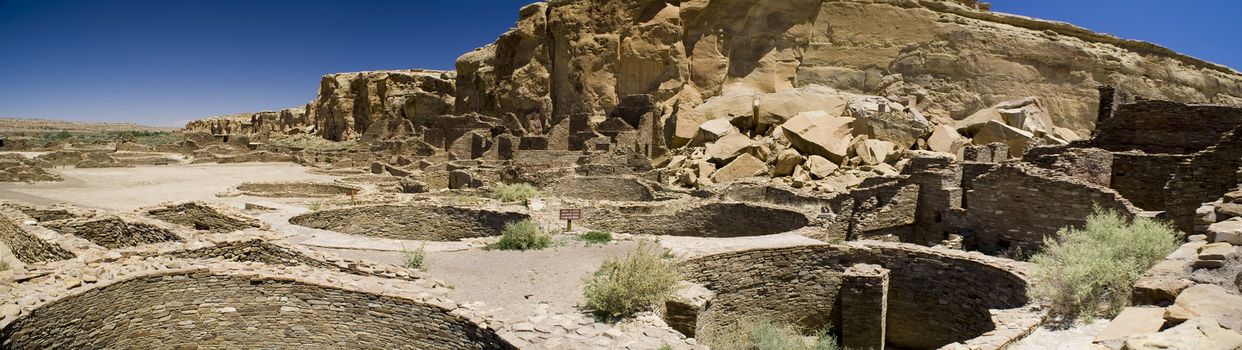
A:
[44, 218, 182, 249]
[582, 202, 812, 238]
[0, 272, 513, 349]
[1092, 100, 1242, 154]
[1109, 152, 1186, 211]
[965, 164, 1140, 253]
[289, 205, 528, 241]
[543, 176, 657, 201]
[0, 215, 74, 264]
[680, 242, 1030, 349]
[1165, 129, 1242, 231]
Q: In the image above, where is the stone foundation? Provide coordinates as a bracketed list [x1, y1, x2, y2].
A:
[233, 181, 361, 198]
[289, 204, 528, 241]
[145, 202, 262, 233]
[44, 217, 182, 249]
[582, 202, 813, 238]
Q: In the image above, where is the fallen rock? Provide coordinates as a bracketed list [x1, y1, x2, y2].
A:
[772, 149, 805, 177]
[696, 118, 738, 143]
[780, 111, 855, 162]
[971, 120, 1034, 158]
[1226, 190, 1242, 204]
[706, 134, 754, 164]
[1198, 243, 1236, 261]
[956, 97, 1055, 135]
[853, 139, 898, 165]
[848, 96, 930, 149]
[711, 154, 767, 183]
[756, 85, 849, 128]
[1168, 285, 1242, 332]
[927, 124, 967, 157]
[1122, 317, 1242, 350]
[1209, 218, 1242, 245]
[804, 155, 838, 179]
[663, 282, 715, 338]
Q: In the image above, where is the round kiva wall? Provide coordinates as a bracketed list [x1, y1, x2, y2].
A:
[681, 242, 1030, 349]
[0, 272, 514, 350]
[583, 202, 812, 237]
[289, 205, 529, 241]
[235, 182, 360, 198]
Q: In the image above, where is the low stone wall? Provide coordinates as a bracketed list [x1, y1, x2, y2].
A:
[44, 217, 182, 249]
[289, 205, 529, 241]
[543, 176, 657, 201]
[234, 181, 360, 198]
[964, 164, 1141, 253]
[1109, 152, 1186, 211]
[0, 269, 513, 349]
[0, 214, 74, 264]
[145, 202, 262, 233]
[582, 202, 812, 238]
[681, 242, 1034, 349]
[1092, 100, 1242, 154]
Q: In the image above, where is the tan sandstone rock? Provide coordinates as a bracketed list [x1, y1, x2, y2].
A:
[772, 149, 806, 177]
[1122, 317, 1242, 350]
[780, 111, 854, 162]
[804, 155, 839, 179]
[1209, 218, 1242, 245]
[853, 139, 898, 165]
[712, 154, 767, 183]
[971, 120, 1034, 158]
[927, 124, 967, 157]
[1167, 285, 1242, 332]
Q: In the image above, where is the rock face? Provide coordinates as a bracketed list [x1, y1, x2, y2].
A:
[188, 0, 1242, 165]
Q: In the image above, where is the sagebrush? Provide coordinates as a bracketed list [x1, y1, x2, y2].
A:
[580, 230, 613, 244]
[492, 183, 540, 203]
[403, 245, 426, 269]
[709, 317, 840, 350]
[494, 219, 552, 251]
[583, 242, 680, 319]
[1029, 208, 1181, 322]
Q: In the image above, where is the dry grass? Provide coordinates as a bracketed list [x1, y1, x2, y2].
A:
[492, 183, 540, 203]
[403, 244, 426, 270]
[709, 317, 840, 350]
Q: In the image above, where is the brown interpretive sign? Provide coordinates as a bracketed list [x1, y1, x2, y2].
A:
[560, 208, 582, 231]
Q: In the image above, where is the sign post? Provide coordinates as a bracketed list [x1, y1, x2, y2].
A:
[559, 208, 582, 232]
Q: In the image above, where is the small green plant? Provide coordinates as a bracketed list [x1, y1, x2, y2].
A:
[402, 244, 426, 270]
[493, 220, 552, 251]
[583, 242, 681, 319]
[492, 183, 540, 203]
[0, 259, 9, 272]
[579, 230, 613, 244]
[307, 201, 323, 211]
[657, 345, 673, 350]
[710, 318, 840, 350]
[1029, 207, 1182, 322]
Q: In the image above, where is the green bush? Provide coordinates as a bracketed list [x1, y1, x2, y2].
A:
[492, 183, 539, 203]
[1029, 208, 1182, 322]
[493, 220, 552, 251]
[0, 260, 9, 272]
[583, 242, 681, 319]
[403, 245, 426, 270]
[580, 230, 613, 244]
[709, 318, 840, 350]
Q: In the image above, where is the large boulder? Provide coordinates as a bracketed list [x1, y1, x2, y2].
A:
[804, 155, 838, 179]
[711, 153, 767, 183]
[705, 134, 754, 164]
[848, 96, 931, 149]
[780, 111, 855, 162]
[971, 120, 1034, 158]
[756, 85, 850, 129]
[927, 124, 967, 157]
[956, 97, 1055, 135]
[771, 148, 805, 176]
[853, 139, 898, 165]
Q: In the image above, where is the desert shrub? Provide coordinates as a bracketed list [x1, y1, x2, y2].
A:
[402, 245, 426, 269]
[0, 260, 9, 272]
[583, 242, 680, 319]
[658, 345, 673, 350]
[710, 318, 839, 350]
[492, 183, 539, 203]
[493, 219, 552, 251]
[580, 230, 613, 244]
[1029, 208, 1181, 322]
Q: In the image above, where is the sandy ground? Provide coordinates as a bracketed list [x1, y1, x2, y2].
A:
[1008, 320, 1110, 350]
[318, 239, 642, 320]
[0, 162, 336, 211]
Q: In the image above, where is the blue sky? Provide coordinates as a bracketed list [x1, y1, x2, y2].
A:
[0, 0, 1238, 126]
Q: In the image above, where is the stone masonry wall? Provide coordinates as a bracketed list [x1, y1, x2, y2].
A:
[289, 205, 529, 241]
[0, 271, 513, 350]
[1109, 152, 1188, 211]
[1091, 100, 1242, 154]
[0, 214, 74, 264]
[1165, 128, 1242, 231]
[680, 242, 1030, 349]
[44, 217, 182, 249]
[964, 164, 1141, 253]
[582, 202, 812, 238]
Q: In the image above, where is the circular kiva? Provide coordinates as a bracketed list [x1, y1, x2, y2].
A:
[234, 182, 361, 198]
[583, 202, 813, 237]
[289, 204, 529, 241]
[680, 242, 1035, 349]
[0, 271, 515, 350]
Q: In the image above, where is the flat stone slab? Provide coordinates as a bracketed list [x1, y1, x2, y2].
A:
[1093, 307, 1167, 346]
[1169, 285, 1242, 332]
[1208, 218, 1242, 245]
